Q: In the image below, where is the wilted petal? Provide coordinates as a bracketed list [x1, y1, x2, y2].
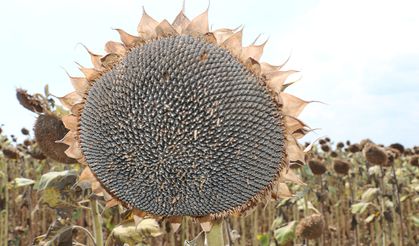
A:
[56, 130, 76, 146]
[245, 57, 261, 76]
[115, 28, 139, 47]
[172, 9, 190, 34]
[281, 168, 305, 185]
[285, 136, 306, 166]
[271, 182, 292, 199]
[265, 70, 299, 93]
[280, 92, 309, 118]
[186, 8, 209, 34]
[155, 19, 178, 37]
[61, 114, 78, 131]
[213, 28, 236, 44]
[59, 91, 82, 109]
[80, 44, 102, 70]
[241, 40, 267, 61]
[68, 74, 90, 95]
[222, 30, 242, 57]
[105, 41, 126, 56]
[77, 64, 101, 82]
[137, 7, 158, 39]
[64, 141, 82, 159]
[79, 167, 96, 182]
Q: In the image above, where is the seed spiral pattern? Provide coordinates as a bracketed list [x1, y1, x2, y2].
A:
[80, 35, 285, 216]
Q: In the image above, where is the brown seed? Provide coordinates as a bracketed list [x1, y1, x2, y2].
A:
[308, 159, 326, 175]
[34, 114, 76, 164]
[2, 147, 19, 159]
[410, 155, 419, 167]
[16, 88, 44, 113]
[333, 159, 350, 175]
[414, 146, 419, 155]
[296, 214, 325, 240]
[363, 144, 387, 166]
[325, 137, 331, 142]
[330, 151, 338, 158]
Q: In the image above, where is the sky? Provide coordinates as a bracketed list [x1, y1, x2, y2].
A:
[0, 0, 418, 147]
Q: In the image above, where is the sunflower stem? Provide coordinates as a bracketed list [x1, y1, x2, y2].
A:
[90, 198, 103, 246]
[206, 219, 224, 246]
[2, 160, 8, 246]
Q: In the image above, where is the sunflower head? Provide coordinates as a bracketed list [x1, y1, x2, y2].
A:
[59, 7, 311, 224]
[363, 143, 387, 166]
[296, 214, 325, 240]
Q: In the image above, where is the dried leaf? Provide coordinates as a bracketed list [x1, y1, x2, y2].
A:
[361, 188, 380, 202]
[281, 169, 305, 185]
[136, 218, 162, 237]
[351, 202, 372, 214]
[112, 221, 143, 245]
[274, 220, 297, 245]
[10, 177, 35, 188]
[36, 170, 78, 191]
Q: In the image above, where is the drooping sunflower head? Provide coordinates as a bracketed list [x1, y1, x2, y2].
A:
[59, 7, 311, 222]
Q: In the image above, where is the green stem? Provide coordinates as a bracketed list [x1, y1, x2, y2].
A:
[390, 161, 405, 246]
[206, 220, 224, 246]
[90, 198, 103, 246]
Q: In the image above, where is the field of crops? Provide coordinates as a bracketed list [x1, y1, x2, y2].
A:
[0, 88, 418, 245]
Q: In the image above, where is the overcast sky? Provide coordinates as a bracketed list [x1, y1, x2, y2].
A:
[1, 0, 418, 147]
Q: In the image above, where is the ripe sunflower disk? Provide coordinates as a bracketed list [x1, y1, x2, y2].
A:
[59, 7, 312, 220]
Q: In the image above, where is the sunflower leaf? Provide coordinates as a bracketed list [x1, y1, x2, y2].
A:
[274, 220, 297, 245]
